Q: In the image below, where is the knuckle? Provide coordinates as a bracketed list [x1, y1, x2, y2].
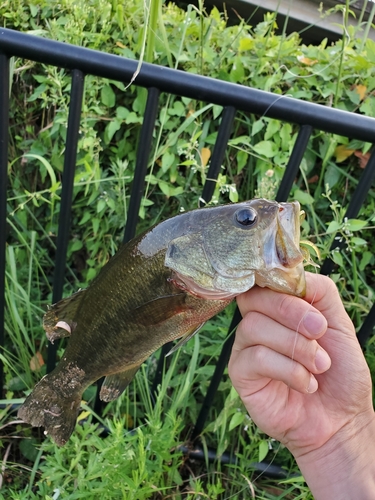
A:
[297, 335, 315, 358]
[241, 311, 262, 336]
[289, 334, 317, 369]
[251, 344, 267, 365]
[277, 294, 297, 319]
[289, 358, 307, 382]
[321, 274, 337, 292]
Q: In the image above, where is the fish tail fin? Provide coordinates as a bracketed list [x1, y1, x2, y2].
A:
[18, 375, 81, 446]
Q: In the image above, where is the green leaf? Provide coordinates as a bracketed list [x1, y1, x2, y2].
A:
[169, 101, 185, 116]
[79, 212, 92, 226]
[365, 39, 375, 63]
[280, 475, 306, 484]
[252, 140, 278, 158]
[326, 220, 342, 233]
[360, 97, 375, 118]
[212, 105, 222, 120]
[7, 375, 28, 391]
[101, 84, 116, 107]
[293, 189, 315, 205]
[229, 187, 238, 203]
[239, 37, 254, 51]
[230, 135, 250, 146]
[97, 199, 107, 213]
[350, 237, 367, 247]
[230, 57, 244, 82]
[346, 88, 360, 105]
[92, 218, 100, 234]
[258, 440, 269, 462]
[264, 119, 280, 140]
[20, 438, 39, 462]
[29, 4, 38, 17]
[251, 119, 265, 136]
[347, 219, 367, 231]
[70, 240, 83, 252]
[280, 123, 293, 151]
[116, 106, 129, 120]
[169, 186, 184, 196]
[23, 153, 57, 187]
[28, 83, 47, 102]
[324, 163, 341, 189]
[237, 151, 248, 174]
[331, 251, 344, 267]
[159, 181, 171, 197]
[161, 151, 175, 172]
[104, 119, 121, 144]
[125, 111, 142, 124]
[359, 251, 373, 271]
[229, 411, 244, 431]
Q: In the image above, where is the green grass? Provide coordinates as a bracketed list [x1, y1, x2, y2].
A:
[1, 0, 375, 497]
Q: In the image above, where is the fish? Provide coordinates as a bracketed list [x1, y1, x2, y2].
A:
[18, 198, 306, 446]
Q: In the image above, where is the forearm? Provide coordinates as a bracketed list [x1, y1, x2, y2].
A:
[296, 412, 375, 499]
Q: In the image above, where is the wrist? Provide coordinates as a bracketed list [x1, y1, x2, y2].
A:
[296, 410, 375, 499]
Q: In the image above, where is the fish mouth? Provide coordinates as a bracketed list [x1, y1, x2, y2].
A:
[255, 201, 306, 297]
[276, 202, 304, 269]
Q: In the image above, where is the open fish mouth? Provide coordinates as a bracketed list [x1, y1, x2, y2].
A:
[275, 202, 304, 269]
[255, 201, 306, 297]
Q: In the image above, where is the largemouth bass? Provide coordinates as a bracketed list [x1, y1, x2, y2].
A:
[18, 198, 306, 446]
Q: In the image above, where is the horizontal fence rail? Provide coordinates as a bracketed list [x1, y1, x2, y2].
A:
[1, 28, 375, 141]
[1, 27, 375, 474]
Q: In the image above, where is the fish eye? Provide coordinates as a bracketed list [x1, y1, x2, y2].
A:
[234, 208, 257, 228]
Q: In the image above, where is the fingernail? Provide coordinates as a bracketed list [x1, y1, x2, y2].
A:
[315, 348, 331, 371]
[307, 374, 318, 393]
[303, 312, 326, 336]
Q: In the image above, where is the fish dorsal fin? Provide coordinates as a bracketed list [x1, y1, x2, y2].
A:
[166, 322, 205, 357]
[132, 292, 189, 326]
[43, 289, 86, 343]
[100, 365, 141, 402]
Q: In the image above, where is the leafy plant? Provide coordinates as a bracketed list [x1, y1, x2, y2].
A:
[1, 0, 375, 498]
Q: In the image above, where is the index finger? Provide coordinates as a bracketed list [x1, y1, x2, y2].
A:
[236, 272, 329, 339]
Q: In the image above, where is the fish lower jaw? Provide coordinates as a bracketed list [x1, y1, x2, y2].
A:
[255, 266, 306, 297]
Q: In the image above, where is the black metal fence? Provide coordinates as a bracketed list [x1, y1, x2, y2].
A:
[1, 27, 375, 452]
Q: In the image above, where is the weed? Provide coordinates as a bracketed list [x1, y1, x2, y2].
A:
[1, 0, 375, 498]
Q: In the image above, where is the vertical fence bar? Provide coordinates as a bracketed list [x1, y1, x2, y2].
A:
[46, 69, 85, 373]
[199, 106, 236, 206]
[150, 105, 236, 398]
[320, 146, 375, 276]
[276, 124, 313, 202]
[192, 307, 242, 438]
[0, 54, 10, 396]
[123, 87, 160, 243]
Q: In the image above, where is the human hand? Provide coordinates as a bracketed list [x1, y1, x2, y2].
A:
[228, 273, 375, 496]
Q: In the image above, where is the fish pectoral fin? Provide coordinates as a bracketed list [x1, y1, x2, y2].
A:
[43, 289, 86, 343]
[166, 322, 205, 357]
[133, 292, 189, 326]
[100, 365, 141, 402]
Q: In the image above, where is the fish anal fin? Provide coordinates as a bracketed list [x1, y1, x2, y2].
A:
[100, 365, 141, 402]
[133, 293, 190, 327]
[166, 322, 205, 357]
[43, 289, 86, 342]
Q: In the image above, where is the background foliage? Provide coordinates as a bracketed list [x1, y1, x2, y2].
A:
[1, 0, 375, 497]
